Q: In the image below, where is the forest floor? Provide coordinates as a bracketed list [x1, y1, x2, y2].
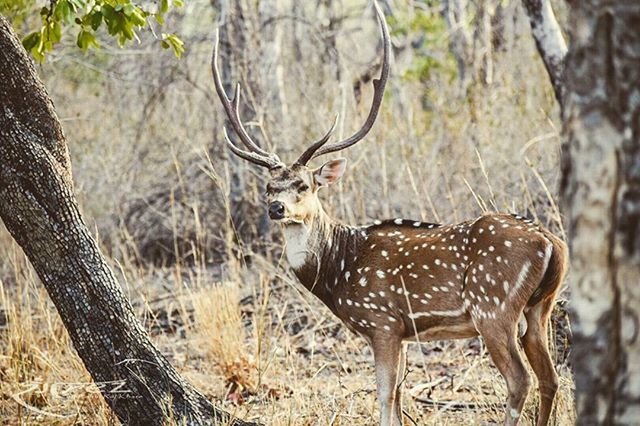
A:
[0, 233, 575, 425]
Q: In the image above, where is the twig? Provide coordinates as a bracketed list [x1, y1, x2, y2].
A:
[414, 397, 482, 410]
[408, 376, 448, 397]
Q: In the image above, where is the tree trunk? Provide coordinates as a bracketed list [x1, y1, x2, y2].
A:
[442, 0, 472, 90]
[521, 0, 568, 107]
[0, 15, 253, 426]
[258, 0, 286, 121]
[214, 0, 275, 249]
[560, 1, 640, 423]
[473, 0, 494, 86]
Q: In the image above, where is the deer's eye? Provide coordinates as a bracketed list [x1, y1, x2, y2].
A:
[297, 184, 309, 193]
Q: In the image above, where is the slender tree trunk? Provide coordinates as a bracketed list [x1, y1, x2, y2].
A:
[259, 0, 286, 120]
[560, 1, 640, 423]
[214, 0, 286, 250]
[0, 15, 253, 426]
[521, 0, 568, 108]
[442, 0, 472, 90]
[215, 0, 255, 247]
[473, 0, 494, 86]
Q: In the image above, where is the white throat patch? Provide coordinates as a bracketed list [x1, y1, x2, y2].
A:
[282, 224, 311, 269]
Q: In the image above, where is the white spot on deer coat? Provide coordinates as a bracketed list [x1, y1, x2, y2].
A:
[511, 261, 531, 296]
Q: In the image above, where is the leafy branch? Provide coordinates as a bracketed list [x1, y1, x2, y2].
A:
[21, 0, 185, 61]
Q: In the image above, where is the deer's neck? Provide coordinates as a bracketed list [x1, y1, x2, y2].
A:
[282, 212, 364, 308]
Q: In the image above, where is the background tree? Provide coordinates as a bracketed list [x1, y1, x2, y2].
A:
[0, 10, 253, 426]
[560, 1, 640, 422]
[525, 0, 640, 421]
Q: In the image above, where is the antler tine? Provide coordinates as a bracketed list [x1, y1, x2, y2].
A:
[212, 29, 282, 166]
[223, 128, 278, 169]
[295, 114, 339, 166]
[308, 0, 390, 161]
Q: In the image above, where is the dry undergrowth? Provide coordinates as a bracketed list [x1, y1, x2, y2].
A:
[0, 227, 575, 425]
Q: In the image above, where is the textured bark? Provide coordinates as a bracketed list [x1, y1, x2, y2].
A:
[522, 0, 568, 107]
[560, 1, 640, 423]
[0, 15, 254, 426]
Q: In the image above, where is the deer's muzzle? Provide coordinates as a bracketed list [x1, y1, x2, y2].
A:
[268, 201, 285, 220]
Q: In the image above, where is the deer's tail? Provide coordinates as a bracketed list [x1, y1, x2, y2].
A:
[527, 231, 568, 307]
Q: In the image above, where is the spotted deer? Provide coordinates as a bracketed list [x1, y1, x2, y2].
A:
[212, 3, 568, 425]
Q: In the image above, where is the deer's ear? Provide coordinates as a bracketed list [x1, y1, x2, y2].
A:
[313, 158, 347, 187]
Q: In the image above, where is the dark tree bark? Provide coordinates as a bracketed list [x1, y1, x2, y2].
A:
[0, 15, 254, 426]
[521, 0, 568, 107]
[560, 1, 640, 423]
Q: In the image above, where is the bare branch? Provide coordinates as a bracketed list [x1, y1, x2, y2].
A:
[522, 0, 568, 106]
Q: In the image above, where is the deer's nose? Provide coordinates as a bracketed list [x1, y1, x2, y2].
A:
[268, 201, 285, 220]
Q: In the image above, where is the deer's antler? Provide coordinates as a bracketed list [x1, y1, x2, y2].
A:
[295, 0, 390, 165]
[212, 30, 283, 169]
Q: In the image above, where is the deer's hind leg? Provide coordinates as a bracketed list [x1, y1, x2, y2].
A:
[465, 260, 540, 424]
[521, 297, 559, 426]
[476, 318, 531, 426]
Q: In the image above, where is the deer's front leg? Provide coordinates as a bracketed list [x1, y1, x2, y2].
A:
[372, 335, 403, 426]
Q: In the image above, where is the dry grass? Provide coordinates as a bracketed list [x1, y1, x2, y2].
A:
[0, 0, 575, 424]
[0, 240, 575, 425]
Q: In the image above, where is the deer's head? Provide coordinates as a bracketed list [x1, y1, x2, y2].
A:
[211, 1, 389, 229]
[263, 159, 346, 225]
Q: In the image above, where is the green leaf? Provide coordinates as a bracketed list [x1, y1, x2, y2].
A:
[89, 11, 102, 31]
[77, 29, 99, 50]
[68, 0, 85, 10]
[129, 8, 147, 26]
[53, 0, 71, 23]
[32, 48, 45, 63]
[52, 20, 62, 43]
[122, 3, 134, 16]
[20, 0, 184, 60]
[41, 20, 62, 51]
[22, 31, 41, 52]
[22, 29, 45, 62]
[162, 33, 184, 58]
